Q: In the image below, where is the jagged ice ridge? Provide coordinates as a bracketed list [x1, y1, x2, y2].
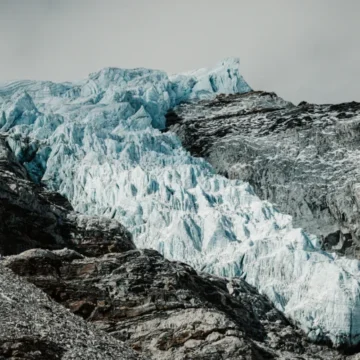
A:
[1, 58, 360, 347]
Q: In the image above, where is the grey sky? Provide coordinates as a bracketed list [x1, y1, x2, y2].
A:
[0, 0, 359, 104]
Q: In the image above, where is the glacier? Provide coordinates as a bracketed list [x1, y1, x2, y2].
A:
[1, 58, 360, 347]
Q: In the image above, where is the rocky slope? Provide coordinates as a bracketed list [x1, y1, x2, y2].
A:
[0, 263, 141, 360]
[1, 59, 360, 346]
[0, 129, 349, 359]
[0, 135, 134, 256]
[0, 128, 141, 359]
[166, 91, 360, 258]
[4, 248, 348, 359]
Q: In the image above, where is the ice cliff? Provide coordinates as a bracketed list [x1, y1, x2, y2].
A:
[1, 58, 360, 347]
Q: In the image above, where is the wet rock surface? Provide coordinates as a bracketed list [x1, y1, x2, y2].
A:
[4, 247, 348, 360]
[166, 91, 360, 258]
[0, 135, 135, 257]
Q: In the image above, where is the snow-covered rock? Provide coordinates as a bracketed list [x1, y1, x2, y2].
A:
[0, 58, 359, 347]
[166, 92, 360, 251]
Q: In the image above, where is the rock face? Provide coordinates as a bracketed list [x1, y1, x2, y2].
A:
[0, 135, 134, 256]
[0, 135, 140, 358]
[166, 91, 360, 257]
[1, 61, 360, 346]
[4, 248, 346, 360]
[0, 263, 141, 360]
[0, 139, 347, 359]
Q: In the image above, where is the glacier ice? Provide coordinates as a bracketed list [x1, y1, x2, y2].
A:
[1, 58, 360, 347]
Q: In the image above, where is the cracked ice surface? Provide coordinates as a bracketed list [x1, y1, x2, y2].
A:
[1, 58, 360, 346]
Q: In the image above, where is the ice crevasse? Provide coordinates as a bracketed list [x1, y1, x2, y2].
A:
[1, 57, 360, 347]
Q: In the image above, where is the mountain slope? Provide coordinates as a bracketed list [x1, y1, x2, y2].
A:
[0, 263, 141, 360]
[0, 135, 134, 256]
[166, 91, 360, 257]
[0, 136, 345, 359]
[4, 247, 347, 360]
[1, 59, 360, 347]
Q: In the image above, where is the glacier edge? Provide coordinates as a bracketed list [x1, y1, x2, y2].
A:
[1, 58, 360, 347]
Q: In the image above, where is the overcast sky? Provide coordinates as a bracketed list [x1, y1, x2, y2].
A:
[0, 0, 359, 104]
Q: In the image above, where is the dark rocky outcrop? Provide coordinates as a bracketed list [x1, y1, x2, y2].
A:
[166, 92, 360, 258]
[4, 247, 347, 360]
[0, 136, 141, 359]
[0, 135, 135, 257]
[0, 263, 141, 360]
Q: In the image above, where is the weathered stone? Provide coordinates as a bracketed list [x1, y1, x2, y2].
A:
[5, 248, 347, 359]
[0, 264, 141, 360]
[166, 92, 360, 258]
[0, 135, 135, 257]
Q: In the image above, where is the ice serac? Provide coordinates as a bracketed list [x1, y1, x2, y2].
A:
[170, 58, 252, 101]
[0, 58, 359, 347]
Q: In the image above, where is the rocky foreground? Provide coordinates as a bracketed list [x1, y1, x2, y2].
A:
[166, 91, 360, 258]
[4, 247, 345, 360]
[0, 118, 353, 359]
[0, 263, 141, 360]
